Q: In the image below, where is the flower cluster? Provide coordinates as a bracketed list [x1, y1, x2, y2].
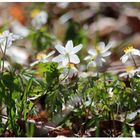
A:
[31, 10, 48, 29]
[28, 37, 140, 80]
[2, 29, 140, 80]
[0, 30, 21, 50]
[84, 42, 113, 68]
[52, 40, 82, 79]
[120, 45, 140, 78]
[120, 45, 140, 63]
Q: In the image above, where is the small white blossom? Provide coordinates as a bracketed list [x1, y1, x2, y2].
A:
[119, 66, 140, 78]
[79, 71, 98, 78]
[84, 42, 113, 67]
[132, 130, 136, 137]
[52, 40, 83, 67]
[120, 45, 140, 63]
[11, 21, 29, 37]
[32, 11, 48, 29]
[108, 87, 114, 98]
[0, 30, 21, 49]
[60, 63, 78, 79]
[30, 50, 55, 66]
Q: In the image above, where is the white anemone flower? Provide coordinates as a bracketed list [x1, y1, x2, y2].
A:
[52, 40, 83, 67]
[0, 30, 21, 49]
[84, 42, 113, 67]
[119, 66, 140, 78]
[59, 63, 78, 80]
[30, 50, 55, 67]
[32, 11, 48, 29]
[120, 45, 140, 63]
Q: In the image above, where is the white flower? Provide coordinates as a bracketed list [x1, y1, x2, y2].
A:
[120, 45, 140, 63]
[132, 130, 136, 137]
[119, 66, 140, 78]
[30, 50, 55, 66]
[84, 42, 113, 67]
[108, 87, 113, 98]
[52, 40, 83, 67]
[79, 72, 89, 78]
[59, 63, 78, 79]
[11, 21, 29, 37]
[32, 11, 48, 29]
[0, 30, 21, 49]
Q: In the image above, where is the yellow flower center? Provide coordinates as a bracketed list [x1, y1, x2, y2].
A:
[91, 46, 101, 60]
[31, 9, 40, 18]
[36, 52, 46, 60]
[95, 46, 101, 54]
[92, 55, 97, 61]
[124, 45, 134, 54]
[67, 63, 75, 68]
[126, 66, 135, 73]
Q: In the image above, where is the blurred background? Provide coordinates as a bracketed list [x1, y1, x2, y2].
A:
[0, 2, 140, 73]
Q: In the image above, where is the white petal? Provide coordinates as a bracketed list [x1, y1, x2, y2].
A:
[3, 30, 10, 36]
[55, 44, 65, 54]
[129, 73, 134, 78]
[98, 42, 105, 50]
[69, 54, 80, 64]
[84, 55, 92, 60]
[62, 57, 69, 66]
[132, 49, 140, 56]
[87, 61, 96, 67]
[101, 42, 113, 53]
[88, 49, 97, 56]
[12, 34, 21, 40]
[96, 57, 103, 66]
[57, 63, 64, 69]
[101, 58, 106, 62]
[104, 42, 113, 52]
[119, 72, 127, 77]
[102, 51, 111, 57]
[0, 37, 5, 43]
[72, 44, 83, 54]
[30, 60, 40, 66]
[42, 59, 49, 63]
[120, 55, 128, 63]
[6, 39, 12, 47]
[68, 68, 78, 78]
[52, 54, 64, 62]
[65, 40, 73, 52]
[45, 50, 55, 58]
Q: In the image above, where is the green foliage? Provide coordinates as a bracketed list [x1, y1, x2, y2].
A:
[65, 20, 88, 47]
[0, 20, 140, 137]
[28, 27, 56, 52]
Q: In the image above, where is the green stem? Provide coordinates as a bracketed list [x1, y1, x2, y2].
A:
[112, 111, 117, 136]
[123, 111, 128, 136]
[103, 72, 108, 94]
[1, 37, 8, 72]
[131, 55, 137, 68]
[60, 55, 71, 82]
